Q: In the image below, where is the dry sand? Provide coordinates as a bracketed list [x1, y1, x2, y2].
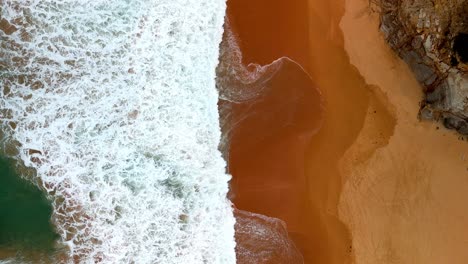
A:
[339, 0, 468, 263]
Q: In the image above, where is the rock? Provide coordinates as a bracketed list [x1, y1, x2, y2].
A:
[412, 36, 423, 50]
[454, 33, 468, 63]
[420, 106, 434, 120]
[457, 122, 468, 135]
[443, 116, 464, 130]
[401, 51, 438, 86]
[426, 89, 442, 104]
[379, 0, 468, 134]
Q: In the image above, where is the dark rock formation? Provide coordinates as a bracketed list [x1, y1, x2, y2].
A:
[378, 0, 468, 134]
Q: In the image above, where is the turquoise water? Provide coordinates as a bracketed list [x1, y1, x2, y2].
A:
[0, 156, 58, 252]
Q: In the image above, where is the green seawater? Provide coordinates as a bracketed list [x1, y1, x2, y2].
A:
[0, 156, 58, 253]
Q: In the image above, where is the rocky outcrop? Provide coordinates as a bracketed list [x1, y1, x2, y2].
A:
[378, 0, 468, 134]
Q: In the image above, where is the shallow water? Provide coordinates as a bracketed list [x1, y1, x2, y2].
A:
[0, 156, 57, 259]
[224, 0, 374, 263]
[216, 20, 317, 263]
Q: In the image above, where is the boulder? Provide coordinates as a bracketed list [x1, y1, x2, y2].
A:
[378, 0, 468, 133]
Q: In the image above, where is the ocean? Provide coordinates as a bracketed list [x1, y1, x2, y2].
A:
[0, 1, 235, 263]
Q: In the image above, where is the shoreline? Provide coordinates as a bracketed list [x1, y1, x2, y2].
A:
[304, 0, 379, 262]
[339, 0, 468, 262]
[225, 0, 375, 262]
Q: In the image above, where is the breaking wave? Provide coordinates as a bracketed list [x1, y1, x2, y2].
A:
[0, 1, 235, 263]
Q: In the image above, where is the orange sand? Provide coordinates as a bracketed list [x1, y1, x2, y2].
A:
[228, 0, 468, 263]
[227, 0, 376, 262]
[339, 0, 468, 263]
[304, 0, 379, 262]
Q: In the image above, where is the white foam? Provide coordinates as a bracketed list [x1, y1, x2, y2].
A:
[0, 1, 235, 263]
[216, 20, 282, 103]
[234, 209, 304, 263]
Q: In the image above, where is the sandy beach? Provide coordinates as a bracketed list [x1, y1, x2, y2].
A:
[227, 0, 385, 262]
[339, 0, 468, 262]
[2, 0, 467, 262]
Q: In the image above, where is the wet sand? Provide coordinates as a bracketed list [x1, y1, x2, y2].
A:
[304, 0, 380, 262]
[227, 0, 376, 262]
[339, 0, 468, 263]
[225, 56, 324, 263]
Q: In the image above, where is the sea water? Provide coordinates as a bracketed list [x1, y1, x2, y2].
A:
[216, 20, 322, 263]
[0, 1, 235, 263]
[0, 156, 57, 255]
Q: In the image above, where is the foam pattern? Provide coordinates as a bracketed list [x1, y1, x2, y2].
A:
[216, 21, 281, 103]
[0, 1, 235, 263]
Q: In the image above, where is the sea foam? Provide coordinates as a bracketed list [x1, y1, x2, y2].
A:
[0, 1, 235, 263]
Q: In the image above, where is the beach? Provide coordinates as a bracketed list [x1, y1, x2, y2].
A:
[226, 0, 371, 262]
[227, 0, 468, 263]
[339, 0, 468, 262]
[2, 0, 468, 262]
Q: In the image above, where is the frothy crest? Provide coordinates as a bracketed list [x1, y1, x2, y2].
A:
[0, 1, 235, 263]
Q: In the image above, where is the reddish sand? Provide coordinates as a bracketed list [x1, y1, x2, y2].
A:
[224, 55, 324, 263]
[226, 0, 377, 263]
